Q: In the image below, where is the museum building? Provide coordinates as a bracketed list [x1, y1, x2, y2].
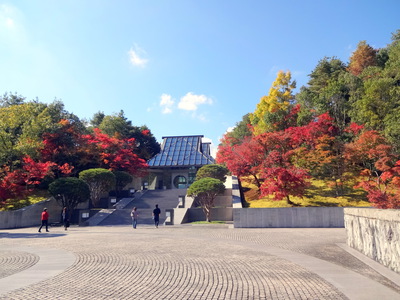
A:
[146, 135, 215, 190]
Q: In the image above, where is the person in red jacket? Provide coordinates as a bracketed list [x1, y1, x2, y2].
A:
[38, 208, 49, 233]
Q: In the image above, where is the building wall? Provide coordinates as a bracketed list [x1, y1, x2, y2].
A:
[344, 208, 400, 274]
[147, 169, 192, 190]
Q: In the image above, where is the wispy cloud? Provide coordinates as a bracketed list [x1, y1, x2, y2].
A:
[128, 44, 148, 67]
[160, 93, 174, 114]
[178, 92, 213, 111]
[0, 4, 15, 28]
[0, 4, 25, 44]
[191, 112, 208, 122]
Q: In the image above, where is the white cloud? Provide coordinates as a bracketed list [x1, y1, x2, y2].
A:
[0, 4, 15, 27]
[0, 4, 25, 43]
[178, 92, 213, 111]
[160, 93, 175, 114]
[162, 107, 172, 114]
[128, 44, 148, 67]
[5, 16, 14, 28]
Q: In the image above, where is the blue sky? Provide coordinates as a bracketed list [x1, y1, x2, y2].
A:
[1, 1, 399, 156]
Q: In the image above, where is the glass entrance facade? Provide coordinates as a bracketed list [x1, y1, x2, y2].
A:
[173, 175, 187, 189]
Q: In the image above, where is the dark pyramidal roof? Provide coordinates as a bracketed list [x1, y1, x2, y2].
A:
[148, 135, 215, 168]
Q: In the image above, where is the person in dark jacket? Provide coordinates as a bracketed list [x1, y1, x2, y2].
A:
[61, 207, 69, 231]
[152, 204, 161, 228]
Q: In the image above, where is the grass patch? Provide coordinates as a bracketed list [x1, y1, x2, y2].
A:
[241, 178, 371, 208]
[0, 189, 51, 211]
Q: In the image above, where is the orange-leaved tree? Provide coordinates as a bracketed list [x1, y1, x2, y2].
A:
[345, 130, 399, 208]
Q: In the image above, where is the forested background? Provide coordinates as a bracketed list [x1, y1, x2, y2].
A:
[2, 30, 400, 210]
[217, 30, 400, 209]
[0, 97, 160, 210]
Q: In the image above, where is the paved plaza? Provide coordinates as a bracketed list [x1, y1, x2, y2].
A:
[0, 225, 399, 300]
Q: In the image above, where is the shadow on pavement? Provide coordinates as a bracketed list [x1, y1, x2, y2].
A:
[0, 232, 66, 239]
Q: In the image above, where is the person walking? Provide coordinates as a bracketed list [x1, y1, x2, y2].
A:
[152, 204, 161, 228]
[61, 207, 69, 231]
[38, 208, 49, 233]
[131, 207, 138, 229]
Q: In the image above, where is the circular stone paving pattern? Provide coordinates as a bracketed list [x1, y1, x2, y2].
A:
[0, 228, 347, 300]
[0, 251, 39, 279]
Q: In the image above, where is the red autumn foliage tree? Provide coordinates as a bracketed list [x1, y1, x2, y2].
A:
[41, 120, 148, 177]
[355, 161, 400, 209]
[83, 128, 148, 176]
[0, 156, 54, 206]
[261, 167, 310, 204]
[41, 119, 93, 176]
[21, 156, 55, 186]
[255, 131, 310, 205]
[345, 130, 399, 208]
[216, 135, 264, 188]
[218, 113, 337, 205]
[344, 130, 394, 175]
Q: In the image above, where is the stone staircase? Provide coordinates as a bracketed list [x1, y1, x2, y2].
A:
[98, 189, 185, 226]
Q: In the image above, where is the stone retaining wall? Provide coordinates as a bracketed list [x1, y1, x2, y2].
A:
[0, 198, 61, 229]
[186, 207, 233, 222]
[344, 208, 400, 274]
[234, 207, 344, 228]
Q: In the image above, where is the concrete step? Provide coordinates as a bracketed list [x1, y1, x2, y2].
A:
[98, 189, 184, 226]
[99, 209, 164, 226]
[124, 189, 185, 210]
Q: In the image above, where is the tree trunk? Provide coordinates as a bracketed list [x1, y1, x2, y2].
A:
[252, 174, 261, 188]
[286, 195, 296, 206]
[203, 206, 211, 222]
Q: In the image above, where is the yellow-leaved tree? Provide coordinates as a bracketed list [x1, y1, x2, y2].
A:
[250, 71, 296, 135]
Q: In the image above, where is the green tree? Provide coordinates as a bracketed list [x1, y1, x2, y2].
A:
[307, 57, 346, 94]
[296, 57, 359, 132]
[296, 57, 346, 121]
[45, 100, 86, 133]
[195, 164, 228, 183]
[0, 92, 25, 107]
[129, 125, 160, 160]
[113, 171, 133, 197]
[79, 168, 116, 207]
[0, 98, 86, 167]
[48, 177, 90, 220]
[98, 110, 132, 138]
[385, 29, 400, 75]
[93, 111, 160, 160]
[0, 102, 55, 165]
[353, 77, 397, 131]
[90, 111, 106, 127]
[225, 113, 253, 144]
[187, 177, 225, 222]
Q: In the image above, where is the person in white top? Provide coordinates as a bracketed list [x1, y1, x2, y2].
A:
[131, 207, 138, 229]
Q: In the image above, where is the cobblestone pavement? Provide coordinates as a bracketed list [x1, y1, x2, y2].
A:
[0, 250, 39, 280]
[0, 226, 399, 300]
